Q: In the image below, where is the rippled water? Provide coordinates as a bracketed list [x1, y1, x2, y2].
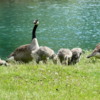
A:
[0, 0, 100, 59]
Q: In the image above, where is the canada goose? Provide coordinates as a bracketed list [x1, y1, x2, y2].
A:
[31, 46, 57, 64]
[87, 43, 100, 58]
[0, 58, 8, 66]
[69, 48, 82, 65]
[57, 48, 72, 65]
[7, 20, 39, 63]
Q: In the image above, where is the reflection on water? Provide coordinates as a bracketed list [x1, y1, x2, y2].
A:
[0, 0, 100, 59]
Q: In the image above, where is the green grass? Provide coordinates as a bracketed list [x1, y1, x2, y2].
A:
[0, 51, 100, 100]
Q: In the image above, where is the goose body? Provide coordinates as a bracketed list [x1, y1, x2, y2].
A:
[87, 43, 100, 58]
[7, 20, 39, 63]
[8, 44, 33, 62]
[69, 48, 82, 65]
[57, 48, 72, 65]
[31, 46, 57, 64]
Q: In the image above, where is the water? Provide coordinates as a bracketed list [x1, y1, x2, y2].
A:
[0, 0, 100, 59]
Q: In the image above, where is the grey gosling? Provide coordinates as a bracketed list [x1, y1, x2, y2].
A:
[69, 48, 82, 65]
[31, 46, 57, 64]
[57, 48, 72, 65]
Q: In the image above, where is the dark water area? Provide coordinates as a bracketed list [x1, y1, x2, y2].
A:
[0, 0, 100, 59]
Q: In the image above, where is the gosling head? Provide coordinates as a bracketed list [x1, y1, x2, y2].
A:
[33, 19, 39, 25]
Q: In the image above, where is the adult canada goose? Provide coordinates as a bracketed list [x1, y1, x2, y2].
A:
[57, 48, 72, 65]
[69, 48, 82, 65]
[87, 43, 100, 58]
[7, 20, 39, 63]
[31, 46, 57, 64]
[0, 58, 8, 66]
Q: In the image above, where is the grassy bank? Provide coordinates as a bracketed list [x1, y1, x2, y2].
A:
[0, 51, 100, 100]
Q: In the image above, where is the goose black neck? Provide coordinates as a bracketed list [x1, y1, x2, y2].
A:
[32, 25, 38, 39]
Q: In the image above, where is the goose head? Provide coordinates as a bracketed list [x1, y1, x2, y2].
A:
[0, 58, 8, 66]
[87, 49, 100, 58]
[87, 43, 100, 58]
[33, 20, 39, 25]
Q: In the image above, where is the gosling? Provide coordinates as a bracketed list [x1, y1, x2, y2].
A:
[69, 48, 82, 65]
[31, 46, 57, 64]
[57, 48, 72, 65]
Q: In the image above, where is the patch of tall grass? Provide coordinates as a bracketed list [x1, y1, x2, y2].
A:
[0, 51, 100, 100]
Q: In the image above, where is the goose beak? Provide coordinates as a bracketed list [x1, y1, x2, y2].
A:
[87, 55, 92, 58]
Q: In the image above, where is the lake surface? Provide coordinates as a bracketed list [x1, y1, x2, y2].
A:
[0, 0, 100, 59]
